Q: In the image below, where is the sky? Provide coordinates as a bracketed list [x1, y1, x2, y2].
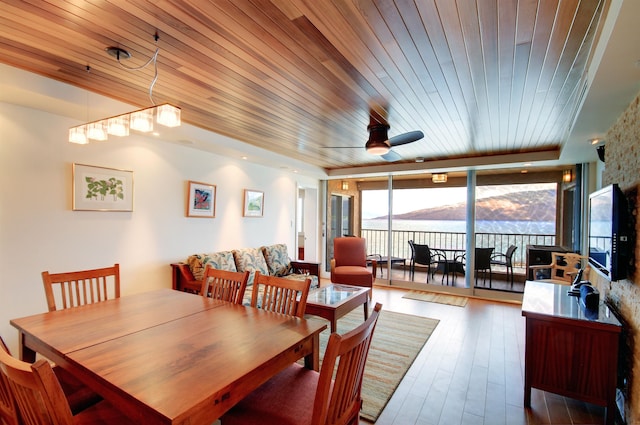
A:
[361, 183, 555, 219]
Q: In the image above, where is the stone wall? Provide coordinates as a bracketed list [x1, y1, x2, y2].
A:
[592, 91, 640, 423]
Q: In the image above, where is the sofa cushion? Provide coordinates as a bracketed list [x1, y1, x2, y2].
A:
[283, 273, 319, 289]
[261, 244, 292, 277]
[233, 248, 269, 284]
[187, 251, 237, 281]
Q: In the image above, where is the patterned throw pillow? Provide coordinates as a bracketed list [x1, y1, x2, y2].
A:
[261, 244, 292, 277]
[187, 251, 237, 281]
[202, 251, 237, 274]
[233, 248, 269, 284]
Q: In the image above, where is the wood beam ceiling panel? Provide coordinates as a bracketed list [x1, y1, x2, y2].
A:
[0, 0, 608, 172]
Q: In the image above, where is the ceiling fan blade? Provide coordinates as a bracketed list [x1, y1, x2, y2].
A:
[381, 150, 402, 162]
[389, 130, 424, 147]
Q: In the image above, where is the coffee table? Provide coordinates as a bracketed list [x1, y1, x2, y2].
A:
[305, 284, 370, 333]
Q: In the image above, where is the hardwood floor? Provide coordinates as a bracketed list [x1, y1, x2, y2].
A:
[364, 284, 608, 425]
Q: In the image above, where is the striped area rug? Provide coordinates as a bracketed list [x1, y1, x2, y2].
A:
[314, 308, 439, 422]
[402, 290, 468, 307]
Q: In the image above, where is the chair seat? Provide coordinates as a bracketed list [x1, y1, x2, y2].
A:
[331, 266, 373, 287]
[223, 363, 317, 425]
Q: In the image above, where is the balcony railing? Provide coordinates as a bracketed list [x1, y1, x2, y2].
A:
[361, 228, 557, 272]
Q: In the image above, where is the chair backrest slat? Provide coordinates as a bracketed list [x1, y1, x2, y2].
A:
[251, 272, 310, 318]
[41, 264, 120, 312]
[313, 303, 382, 425]
[200, 267, 249, 305]
[0, 342, 75, 425]
[0, 337, 21, 425]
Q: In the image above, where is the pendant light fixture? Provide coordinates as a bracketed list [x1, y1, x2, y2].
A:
[69, 33, 181, 144]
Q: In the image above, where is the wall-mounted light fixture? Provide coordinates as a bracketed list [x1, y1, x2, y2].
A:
[341, 181, 349, 190]
[432, 173, 447, 183]
[562, 169, 573, 183]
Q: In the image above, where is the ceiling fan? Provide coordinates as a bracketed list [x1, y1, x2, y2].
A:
[325, 116, 424, 162]
[365, 123, 424, 162]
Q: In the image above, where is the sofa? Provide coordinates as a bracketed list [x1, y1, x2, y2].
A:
[171, 244, 319, 302]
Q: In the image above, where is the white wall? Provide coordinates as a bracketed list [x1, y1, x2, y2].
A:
[0, 101, 319, 354]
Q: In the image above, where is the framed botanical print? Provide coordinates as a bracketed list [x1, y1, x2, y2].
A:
[187, 181, 216, 218]
[72, 163, 133, 211]
[243, 189, 264, 217]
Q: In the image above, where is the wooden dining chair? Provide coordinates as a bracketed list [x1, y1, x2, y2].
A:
[1, 335, 102, 421]
[41, 264, 120, 312]
[251, 272, 311, 318]
[200, 266, 250, 304]
[0, 338, 20, 425]
[0, 346, 136, 425]
[222, 302, 383, 425]
[529, 252, 590, 285]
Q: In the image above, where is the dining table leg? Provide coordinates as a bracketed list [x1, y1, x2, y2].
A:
[18, 331, 37, 362]
[303, 332, 321, 371]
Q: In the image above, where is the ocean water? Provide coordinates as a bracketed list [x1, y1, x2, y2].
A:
[363, 219, 555, 235]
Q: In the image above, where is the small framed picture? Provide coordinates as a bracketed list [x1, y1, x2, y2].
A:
[187, 181, 216, 218]
[243, 189, 264, 217]
[73, 163, 134, 211]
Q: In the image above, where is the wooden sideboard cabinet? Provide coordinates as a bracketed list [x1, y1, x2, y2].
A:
[521, 281, 622, 425]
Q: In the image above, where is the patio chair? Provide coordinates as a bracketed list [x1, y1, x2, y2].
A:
[459, 248, 495, 287]
[491, 245, 517, 288]
[408, 240, 444, 283]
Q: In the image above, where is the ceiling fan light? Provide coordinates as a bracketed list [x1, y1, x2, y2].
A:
[366, 123, 391, 155]
[365, 141, 390, 155]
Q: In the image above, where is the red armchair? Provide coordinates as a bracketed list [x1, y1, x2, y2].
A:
[330, 237, 376, 292]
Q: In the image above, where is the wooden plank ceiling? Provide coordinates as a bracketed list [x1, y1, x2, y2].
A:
[0, 0, 607, 173]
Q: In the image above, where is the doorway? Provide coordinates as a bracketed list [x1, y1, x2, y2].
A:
[326, 194, 353, 271]
[297, 187, 318, 262]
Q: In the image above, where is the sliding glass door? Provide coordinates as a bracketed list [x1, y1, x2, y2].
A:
[346, 170, 564, 296]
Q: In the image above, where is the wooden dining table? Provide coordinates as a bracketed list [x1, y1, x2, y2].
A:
[10, 289, 327, 424]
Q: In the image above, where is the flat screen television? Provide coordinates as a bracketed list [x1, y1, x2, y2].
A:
[588, 184, 630, 281]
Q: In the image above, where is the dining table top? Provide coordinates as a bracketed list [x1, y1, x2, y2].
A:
[10, 288, 327, 424]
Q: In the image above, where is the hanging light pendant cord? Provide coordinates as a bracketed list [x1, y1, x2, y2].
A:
[115, 34, 160, 105]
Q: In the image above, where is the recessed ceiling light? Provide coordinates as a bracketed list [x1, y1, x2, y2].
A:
[590, 138, 601, 145]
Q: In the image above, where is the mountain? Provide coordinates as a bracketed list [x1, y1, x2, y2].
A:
[374, 189, 556, 221]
